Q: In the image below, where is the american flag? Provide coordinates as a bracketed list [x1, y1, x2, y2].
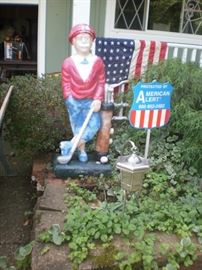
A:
[95, 38, 168, 83]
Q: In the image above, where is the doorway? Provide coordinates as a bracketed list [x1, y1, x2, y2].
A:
[0, 4, 38, 77]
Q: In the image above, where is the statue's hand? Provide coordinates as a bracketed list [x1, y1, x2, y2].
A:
[91, 100, 101, 112]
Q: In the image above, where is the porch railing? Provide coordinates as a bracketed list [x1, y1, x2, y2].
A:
[166, 43, 202, 68]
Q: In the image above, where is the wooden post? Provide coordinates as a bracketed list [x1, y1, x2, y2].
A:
[0, 85, 16, 176]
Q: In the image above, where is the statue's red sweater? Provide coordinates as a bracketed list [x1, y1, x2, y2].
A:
[61, 56, 105, 101]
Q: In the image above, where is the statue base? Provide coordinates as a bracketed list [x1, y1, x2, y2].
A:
[53, 153, 112, 179]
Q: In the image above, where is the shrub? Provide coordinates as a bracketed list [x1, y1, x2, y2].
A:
[141, 59, 202, 173]
[110, 59, 202, 175]
[1, 74, 71, 157]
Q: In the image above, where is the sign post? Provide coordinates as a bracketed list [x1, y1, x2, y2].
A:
[129, 81, 173, 158]
[145, 129, 151, 159]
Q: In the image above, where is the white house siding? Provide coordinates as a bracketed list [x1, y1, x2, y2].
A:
[72, 0, 91, 26]
[45, 0, 73, 74]
[71, 0, 91, 55]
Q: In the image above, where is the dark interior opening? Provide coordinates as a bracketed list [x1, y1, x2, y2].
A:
[0, 4, 38, 78]
[0, 4, 38, 60]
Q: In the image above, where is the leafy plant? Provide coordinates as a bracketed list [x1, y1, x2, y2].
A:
[39, 224, 66, 246]
[0, 256, 16, 270]
[0, 242, 35, 270]
[15, 241, 35, 270]
[38, 179, 202, 269]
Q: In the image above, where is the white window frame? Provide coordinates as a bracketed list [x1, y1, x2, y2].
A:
[105, 0, 202, 46]
[0, 0, 46, 76]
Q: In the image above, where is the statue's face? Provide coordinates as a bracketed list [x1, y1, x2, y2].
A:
[72, 33, 93, 56]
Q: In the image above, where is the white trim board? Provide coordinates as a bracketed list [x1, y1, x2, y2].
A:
[0, 0, 38, 3]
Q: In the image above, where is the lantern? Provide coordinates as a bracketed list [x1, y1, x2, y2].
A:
[116, 141, 149, 192]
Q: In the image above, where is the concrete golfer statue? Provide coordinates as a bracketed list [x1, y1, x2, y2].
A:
[57, 24, 106, 164]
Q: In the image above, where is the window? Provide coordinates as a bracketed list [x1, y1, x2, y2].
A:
[115, 0, 145, 30]
[114, 0, 202, 35]
[181, 0, 202, 34]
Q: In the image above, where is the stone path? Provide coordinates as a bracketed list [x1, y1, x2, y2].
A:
[31, 159, 93, 270]
[32, 188, 71, 270]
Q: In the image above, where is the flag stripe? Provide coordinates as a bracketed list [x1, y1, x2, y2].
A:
[148, 41, 156, 64]
[148, 110, 154, 129]
[160, 109, 166, 126]
[139, 110, 145, 128]
[165, 109, 170, 125]
[156, 110, 162, 127]
[128, 40, 140, 80]
[141, 41, 152, 75]
[152, 110, 159, 128]
[130, 110, 136, 126]
[153, 42, 161, 64]
[135, 40, 146, 77]
[159, 42, 168, 61]
[135, 110, 141, 128]
[143, 110, 150, 128]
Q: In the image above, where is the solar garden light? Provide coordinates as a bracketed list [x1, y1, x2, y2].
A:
[116, 140, 149, 192]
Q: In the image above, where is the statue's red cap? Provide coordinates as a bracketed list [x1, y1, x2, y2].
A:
[68, 24, 96, 43]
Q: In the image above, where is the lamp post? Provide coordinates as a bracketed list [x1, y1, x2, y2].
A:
[116, 140, 149, 192]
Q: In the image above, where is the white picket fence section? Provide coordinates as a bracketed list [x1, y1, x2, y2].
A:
[166, 43, 202, 68]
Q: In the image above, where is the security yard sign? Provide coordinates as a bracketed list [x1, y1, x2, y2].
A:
[129, 81, 173, 129]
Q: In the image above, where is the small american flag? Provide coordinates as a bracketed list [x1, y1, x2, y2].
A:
[95, 38, 168, 83]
